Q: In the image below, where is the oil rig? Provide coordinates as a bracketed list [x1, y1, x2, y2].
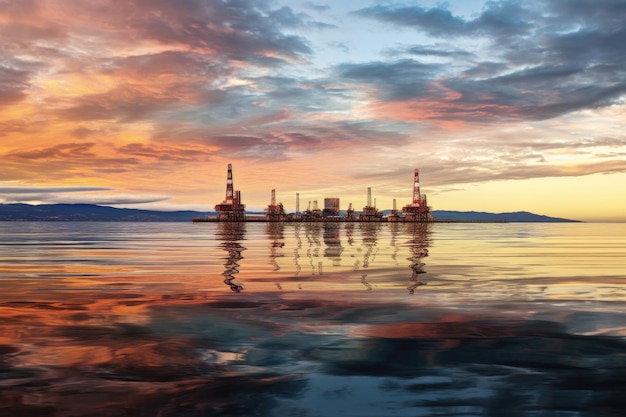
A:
[391, 168, 432, 222]
[213, 163, 246, 221]
[193, 164, 432, 223]
[265, 189, 288, 221]
[359, 187, 383, 221]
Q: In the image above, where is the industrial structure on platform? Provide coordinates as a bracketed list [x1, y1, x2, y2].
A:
[193, 163, 432, 222]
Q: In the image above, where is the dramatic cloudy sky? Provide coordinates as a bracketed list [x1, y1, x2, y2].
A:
[1, 0, 625, 221]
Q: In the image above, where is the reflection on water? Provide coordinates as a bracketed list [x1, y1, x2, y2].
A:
[323, 222, 343, 262]
[218, 222, 246, 292]
[1, 221, 625, 416]
[406, 223, 429, 294]
[215, 221, 433, 295]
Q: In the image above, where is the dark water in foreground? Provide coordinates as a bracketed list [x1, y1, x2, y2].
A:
[1, 221, 625, 417]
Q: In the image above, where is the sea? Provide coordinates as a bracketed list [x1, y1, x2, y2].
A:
[1, 221, 625, 417]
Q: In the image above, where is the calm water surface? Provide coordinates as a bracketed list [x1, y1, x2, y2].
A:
[1, 221, 625, 416]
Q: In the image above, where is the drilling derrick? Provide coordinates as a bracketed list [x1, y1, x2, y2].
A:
[312, 200, 322, 218]
[402, 168, 432, 222]
[360, 187, 382, 221]
[345, 202, 355, 220]
[413, 168, 422, 207]
[215, 164, 246, 221]
[233, 190, 245, 221]
[291, 192, 301, 221]
[303, 200, 322, 220]
[302, 200, 314, 221]
[388, 198, 403, 222]
[265, 189, 287, 221]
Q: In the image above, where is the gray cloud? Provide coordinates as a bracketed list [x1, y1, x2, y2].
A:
[348, 1, 626, 122]
[415, 159, 626, 189]
[7, 143, 97, 160]
[303, 2, 331, 13]
[337, 59, 443, 102]
[153, 118, 414, 163]
[0, 185, 170, 206]
[103, 51, 230, 82]
[354, 5, 468, 38]
[1, 0, 324, 125]
[0, 14, 66, 50]
[354, 2, 536, 39]
[396, 44, 475, 60]
[547, 0, 626, 28]
[117, 143, 214, 162]
[55, 86, 182, 122]
[51, 194, 172, 205]
[0, 65, 31, 106]
[102, 0, 314, 62]
[0, 193, 170, 206]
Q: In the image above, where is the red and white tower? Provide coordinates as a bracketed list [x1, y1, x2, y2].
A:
[215, 163, 245, 221]
[412, 168, 422, 208]
[402, 167, 431, 222]
[225, 163, 234, 203]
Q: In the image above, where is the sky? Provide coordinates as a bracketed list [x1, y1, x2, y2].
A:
[1, 0, 625, 222]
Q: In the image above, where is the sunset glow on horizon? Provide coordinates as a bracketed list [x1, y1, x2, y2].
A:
[2, 0, 625, 221]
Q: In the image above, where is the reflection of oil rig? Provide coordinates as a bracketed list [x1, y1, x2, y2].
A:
[193, 164, 433, 223]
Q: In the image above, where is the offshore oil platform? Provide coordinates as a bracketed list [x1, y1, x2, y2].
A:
[193, 164, 433, 223]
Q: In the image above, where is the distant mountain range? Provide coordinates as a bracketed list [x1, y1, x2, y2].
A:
[0, 203, 580, 222]
[430, 210, 579, 222]
[0, 203, 198, 222]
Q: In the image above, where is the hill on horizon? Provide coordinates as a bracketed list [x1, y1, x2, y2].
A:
[0, 203, 198, 222]
[0, 203, 580, 222]
[431, 210, 580, 223]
